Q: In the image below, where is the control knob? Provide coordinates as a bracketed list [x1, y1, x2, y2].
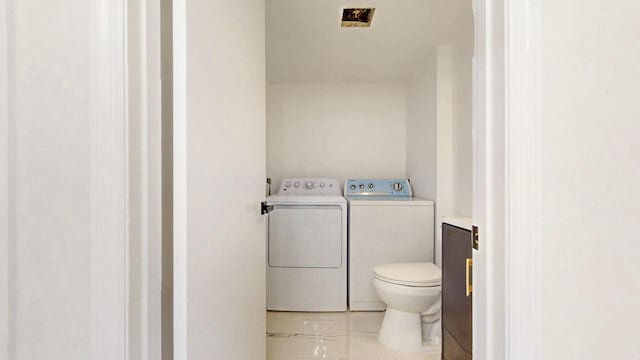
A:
[350, 184, 356, 190]
[368, 183, 374, 189]
[359, 184, 365, 189]
[305, 182, 314, 189]
[393, 182, 403, 191]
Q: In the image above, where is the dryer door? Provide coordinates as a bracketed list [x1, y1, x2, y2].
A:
[268, 204, 343, 268]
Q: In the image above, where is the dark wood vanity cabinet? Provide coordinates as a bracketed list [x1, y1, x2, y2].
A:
[442, 223, 473, 360]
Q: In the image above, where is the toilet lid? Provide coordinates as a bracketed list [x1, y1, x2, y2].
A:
[373, 263, 441, 287]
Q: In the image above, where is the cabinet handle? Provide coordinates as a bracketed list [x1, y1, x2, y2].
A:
[465, 258, 473, 297]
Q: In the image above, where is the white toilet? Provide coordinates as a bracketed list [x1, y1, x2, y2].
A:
[372, 262, 442, 352]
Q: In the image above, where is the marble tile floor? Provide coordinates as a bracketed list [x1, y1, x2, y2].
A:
[267, 311, 441, 360]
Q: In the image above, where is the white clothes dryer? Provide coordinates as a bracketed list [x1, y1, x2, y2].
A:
[345, 179, 435, 311]
[265, 178, 347, 311]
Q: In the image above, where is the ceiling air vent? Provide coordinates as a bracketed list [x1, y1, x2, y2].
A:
[341, 8, 375, 28]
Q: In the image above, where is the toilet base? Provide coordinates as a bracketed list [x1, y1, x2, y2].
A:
[378, 308, 441, 352]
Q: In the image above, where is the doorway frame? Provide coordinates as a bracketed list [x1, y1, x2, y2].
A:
[0, 1, 9, 357]
[0, 0, 545, 358]
[79, 0, 545, 358]
[0, 0, 164, 358]
[472, 0, 543, 359]
[0, 0, 133, 358]
[127, 0, 165, 358]
[87, 0, 131, 357]
[166, 0, 545, 358]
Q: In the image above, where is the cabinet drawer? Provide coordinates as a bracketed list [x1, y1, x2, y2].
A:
[442, 224, 472, 352]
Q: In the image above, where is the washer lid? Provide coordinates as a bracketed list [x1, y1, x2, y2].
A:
[374, 263, 441, 287]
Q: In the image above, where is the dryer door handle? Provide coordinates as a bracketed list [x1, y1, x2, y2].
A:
[261, 201, 274, 215]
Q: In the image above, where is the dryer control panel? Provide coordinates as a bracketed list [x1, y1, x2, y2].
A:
[344, 179, 412, 198]
[278, 178, 342, 196]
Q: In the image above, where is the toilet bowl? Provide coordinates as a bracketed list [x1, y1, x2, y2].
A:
[372, 262, 442, 352]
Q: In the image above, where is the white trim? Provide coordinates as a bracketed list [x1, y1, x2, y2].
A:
[471, 0, 493, 358]
[126, 0, 163, 357]
[482, 0, 509, 358]
[172, 0, 187, 358]
[89, 0, 130, 358]
[473, 0, 543, 359]
[504, 0, 542, 358]
[0, 0, 10, 357]
[127, 0, 145, 357]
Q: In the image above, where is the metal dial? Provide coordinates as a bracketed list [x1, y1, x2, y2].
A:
[393, 182, 403, 191]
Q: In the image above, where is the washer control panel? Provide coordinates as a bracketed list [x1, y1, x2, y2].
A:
[277, 178, 342, 196]
[344, 179, 412, 198]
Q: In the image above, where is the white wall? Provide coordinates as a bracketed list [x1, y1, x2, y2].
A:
[9, 2, 92, 357]
[541, 2, 640, 358]
[174, 0, 266, 358]
[435, 46, 455, 266]
[451, 43, 473, 217]
[405, 43, 472, 266]
[406, 53, 438, 201]
[267, 84, 406, 188]
[435, 43, 473, 221]
[405, 52, 440, 264]
[437, 41, 473, 268]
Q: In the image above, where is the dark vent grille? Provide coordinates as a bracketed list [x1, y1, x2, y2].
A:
[341, 8, 375, 28]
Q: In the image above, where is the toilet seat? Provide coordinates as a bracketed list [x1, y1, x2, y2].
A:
[374, 263, 441, 287]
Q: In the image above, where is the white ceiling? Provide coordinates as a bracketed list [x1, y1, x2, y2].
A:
[266, 0, 473, 84]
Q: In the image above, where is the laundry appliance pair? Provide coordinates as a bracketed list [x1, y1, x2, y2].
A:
[265, 178, 441, 351]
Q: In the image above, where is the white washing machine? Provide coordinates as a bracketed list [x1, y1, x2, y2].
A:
[345, 179, 434, 311]
[265, 178, 347, 311]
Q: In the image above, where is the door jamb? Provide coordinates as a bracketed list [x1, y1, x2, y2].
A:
[503, 0, 543, 357]
[472, 0, 543, 359]
[0, 0, 163, 358]
[88, 0, 130, 358]
[0, 0, 11, 357]
[127, 0, 164, 358]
